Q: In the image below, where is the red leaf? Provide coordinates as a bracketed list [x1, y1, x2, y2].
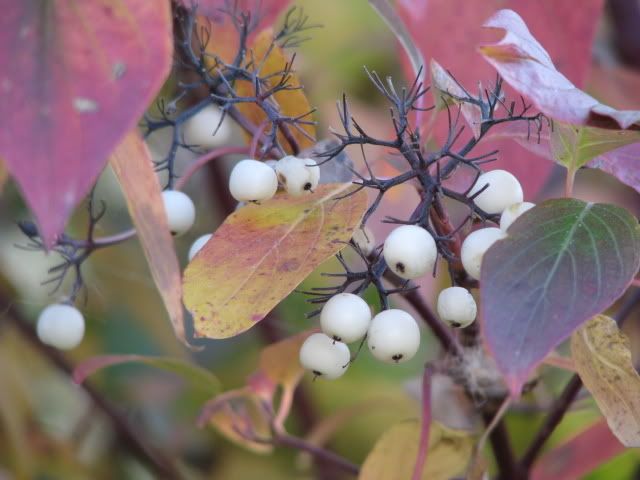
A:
[531, 419, 626, 480]
[0, 0, 173, 246]
[396, 0, 604, 198]
[479, 9, 640, 129]
[481, 199, 640, 395]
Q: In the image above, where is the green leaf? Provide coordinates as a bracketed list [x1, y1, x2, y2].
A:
[73, 355, 221, 401]
[550, 122, 640, 172]
[481, 199, 640, 395]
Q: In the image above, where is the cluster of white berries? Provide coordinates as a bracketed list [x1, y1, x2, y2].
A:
[434, 169, 533, 329]
[228, 155, 320, 203]
[299, 293, 421, 379]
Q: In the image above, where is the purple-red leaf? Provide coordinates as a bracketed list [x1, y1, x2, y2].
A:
[480, 9, 640, 130]
[481, 199, 640, 395]
[0, 0, 172, 246]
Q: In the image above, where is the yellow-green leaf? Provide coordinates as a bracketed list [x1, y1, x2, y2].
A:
[359, 420, 474, 480]
[183, 183, 367, 339]
[571, 314, 640, 447]
[235, 28, 316, 152]
[550, 122, 640, 172]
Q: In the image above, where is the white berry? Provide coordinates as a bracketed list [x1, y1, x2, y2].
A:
[383, 225, 437, 279]
[275, 156, 320, 196]
[468, 170, 523, 214]
[367, 309, 420, 364]
[299, 333, 351, 380]
[229, 159, 278, 202]
[188, 233, 212, 261]
[320, 293, 372, 343]
[437, 287, 477, 328]
[161, 190, 196, 236]
[352, 225, 376, 256]
[500, 202, 535, 231]
[182, 104, 231, 149]
[37, 304, 85, 350]
[460, 227, 507, 280]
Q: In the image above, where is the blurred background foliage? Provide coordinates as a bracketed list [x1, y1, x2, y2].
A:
[1, 0, 640, 479]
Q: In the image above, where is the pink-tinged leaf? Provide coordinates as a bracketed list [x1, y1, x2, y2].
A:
[531, 419, 625, 480]
[183, 184, 368, 339]
[481, 199, 640, 396]
[110, 132, 187, 346]
[73, 354, 221, 399]
[480, 9, 640, 130]
[588, 144, 640, 194]
[198, 331, 312, 448]
[0, 0, 173, 246]
[396, 0, 604, 198]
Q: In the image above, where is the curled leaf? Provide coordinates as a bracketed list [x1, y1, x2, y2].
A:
[480, 9, 640, 129]
[183, 184, 368, 339]
[571, 315, 640, 446]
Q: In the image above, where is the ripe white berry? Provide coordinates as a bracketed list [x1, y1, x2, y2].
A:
[367, 309, 420, 364]
[229, 159, 278, 203]
[37, 304, 85, 350]
[437, 287, 477, 328]
[320, 293, 372, 343]
[460, 227, 507, 280]
[383, 225, 437, 279]
[182, 104, 231, 148]
[352, 225, 376, 256]
[275, 156, 320, 196]
[500, 202, 535, 231]
[299, 333, 351, 380]
[161, 190, 196, 236]
[468, 170, 523, 214]
[188, 233, 212, 261]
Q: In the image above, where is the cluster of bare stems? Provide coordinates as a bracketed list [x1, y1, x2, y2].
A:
[15, 3, 632, 479]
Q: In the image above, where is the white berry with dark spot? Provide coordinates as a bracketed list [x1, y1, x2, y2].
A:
[367, 309, 420, 364]
[182, 104, 231, 148]
[229, 159, 278, 203]
[161, 190, 196, 236]
[437, 287, 477, 328]
[320, 293, 372, 343]
[299, 333, 351, 380]
[460, 227, 507, 280]
[37, 304, 85, 350]
[352, 225, 376, 256]
[383, 225, 437, 279]
[275, 156, 320, 196]
[500, 202, 535, 231]
[188, 234, 212, 261]
[468, 170, 523, 214]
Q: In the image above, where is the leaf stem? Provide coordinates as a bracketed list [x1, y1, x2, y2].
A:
[411, 365, 433, 480]
[564, 167, 576, 197]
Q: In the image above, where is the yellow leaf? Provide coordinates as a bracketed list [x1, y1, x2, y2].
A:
[183, 183, 368, 339]
[359, 420, 474, 480]
[110, 131, 187, 346]
[235, 28, 316, 153]
[571, 314, 640, 446]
